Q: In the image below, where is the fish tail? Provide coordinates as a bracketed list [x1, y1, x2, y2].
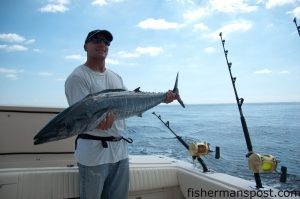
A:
[172, 72, 185, 108]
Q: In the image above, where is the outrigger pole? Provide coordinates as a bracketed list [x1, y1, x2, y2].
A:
[152, 112, 210, 172]
[293, 17, 300, 38]
[219, 32, 263, 188]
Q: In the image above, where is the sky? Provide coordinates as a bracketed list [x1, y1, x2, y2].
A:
[0, 0, 299, 107]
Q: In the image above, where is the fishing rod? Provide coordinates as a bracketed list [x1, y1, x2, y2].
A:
[219, 32, 287, 188]
[293, 17, 300, 38]
[152, 112, 220, 173]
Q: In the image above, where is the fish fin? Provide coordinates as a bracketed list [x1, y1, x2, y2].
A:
[172, 72, 185, 108]
[134, 87, 141, 92]
[87, 111, 108, 131]
[90, 89, 126, 96]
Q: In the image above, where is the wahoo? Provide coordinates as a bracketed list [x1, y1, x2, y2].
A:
[34, 73, 185, 145]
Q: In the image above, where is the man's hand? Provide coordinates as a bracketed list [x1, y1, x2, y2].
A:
[97, 112, 115, 130]
[164, 90, 177, 104]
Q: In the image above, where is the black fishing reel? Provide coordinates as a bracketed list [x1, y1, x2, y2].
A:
[248, 153, 287, 183]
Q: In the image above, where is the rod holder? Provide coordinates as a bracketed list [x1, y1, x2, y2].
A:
[280, 166, 287, 183]
[215, 146, 220, 159]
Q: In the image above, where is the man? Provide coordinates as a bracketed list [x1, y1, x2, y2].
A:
[65, 29, 175, 199]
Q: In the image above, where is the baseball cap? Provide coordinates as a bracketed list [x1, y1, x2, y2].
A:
[85, 30, 113, 43]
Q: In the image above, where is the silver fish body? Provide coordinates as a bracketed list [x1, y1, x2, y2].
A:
[34, 73, 184, 145]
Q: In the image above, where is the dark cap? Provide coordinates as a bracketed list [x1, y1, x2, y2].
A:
[85, 30, 113, 43]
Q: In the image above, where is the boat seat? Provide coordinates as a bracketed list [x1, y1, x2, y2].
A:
[129, 167, 179, 192]
[0, 167, 180, 198]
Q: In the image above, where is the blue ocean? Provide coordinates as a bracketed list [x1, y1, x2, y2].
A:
[126, 102, 300, 191]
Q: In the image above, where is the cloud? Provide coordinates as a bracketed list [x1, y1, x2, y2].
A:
[183, 7, 209, 21]
[193, 23, 209, 31]
[0, 33, 36, 52]
[208, 19, 252, 40]
[33, 48, 41, 53]
[288, 6, 300, 18]
[106, 58, 119, 65]
[118, 51, 140, 58]
[279, 70, 290, 74]
[39, 0, 69, 13]
[204, 47, 216, 53]
[209, 0, 258, 13]
[183, 0, 257, 21]
[173, 0, 195, 5]
[92, 0, 125, 6]
[0, 67, 24, 80]
[38, 72, 53, 76]
[265, 0, 296, 9]
[65, 54, 85, 60]
[0, 33, 25, 43]
[254, 68, 272, 74]
[138, 18, 183, 30]
[55, 77, 66, 81]
[0, 44, 28, 52]
[92, 0, 107, 6]
[118, 46, 164, 58]
[136, 47, 163, 56]
[24, 39, 36, 45]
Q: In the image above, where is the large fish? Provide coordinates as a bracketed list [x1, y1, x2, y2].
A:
[34, 73, 185, 145]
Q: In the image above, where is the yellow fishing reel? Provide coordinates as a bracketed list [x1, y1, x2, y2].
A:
[189, 142, 210, 157]
[248, 153, 277, 173]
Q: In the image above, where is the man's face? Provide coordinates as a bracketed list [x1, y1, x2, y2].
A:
[84, 34, 110, 59]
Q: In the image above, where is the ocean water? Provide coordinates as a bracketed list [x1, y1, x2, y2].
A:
[126, 102, 300, 191]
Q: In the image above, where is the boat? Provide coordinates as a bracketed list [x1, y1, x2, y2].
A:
[0, 105, 299, 199]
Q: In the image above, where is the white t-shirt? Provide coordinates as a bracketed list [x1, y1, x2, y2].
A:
[65, 64, 128, 166]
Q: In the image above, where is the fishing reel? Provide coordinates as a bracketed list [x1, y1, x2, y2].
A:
[248, 153, 287, 182]
[189, 142, 220, 159]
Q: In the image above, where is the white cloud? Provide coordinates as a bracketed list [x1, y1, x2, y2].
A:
[5, 74, 18, 80]
[193, 23, 209, 31]
[138, 18, 183, 30]
[92, 0, 125, 6]
[254, 68, 272, 74]
[183, 7, 209, 21]
[92, 0, 107, 6]
[173, 0, 195, 5]
[0, 33, 25, 43]
[24, 39, 36, 45]
[0, 44, 28, 52]
[33, 48, 41, 53]
[118, 51, 140, 58]
[265, 0, 296, 9]
[183, 0, 257, 22]
[204, 47, 216, 53]
[136, 47, 163, 56]
[106, 58, 119, 65]
[38, 72, 53, 76]
[65, 54, 85, 60]
[55, 77, 66, 81]
[288, 6, 300, 18]
[118, 46, 164, 58]
[279, 70, 290, 74]
[209, 0, 258, 13]
[0, 67, 24, 80]
[208, 19, 252, 40]
[39, 0, 69, 13]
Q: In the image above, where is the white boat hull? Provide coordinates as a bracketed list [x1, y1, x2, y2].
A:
[0, 106, 298, 199]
